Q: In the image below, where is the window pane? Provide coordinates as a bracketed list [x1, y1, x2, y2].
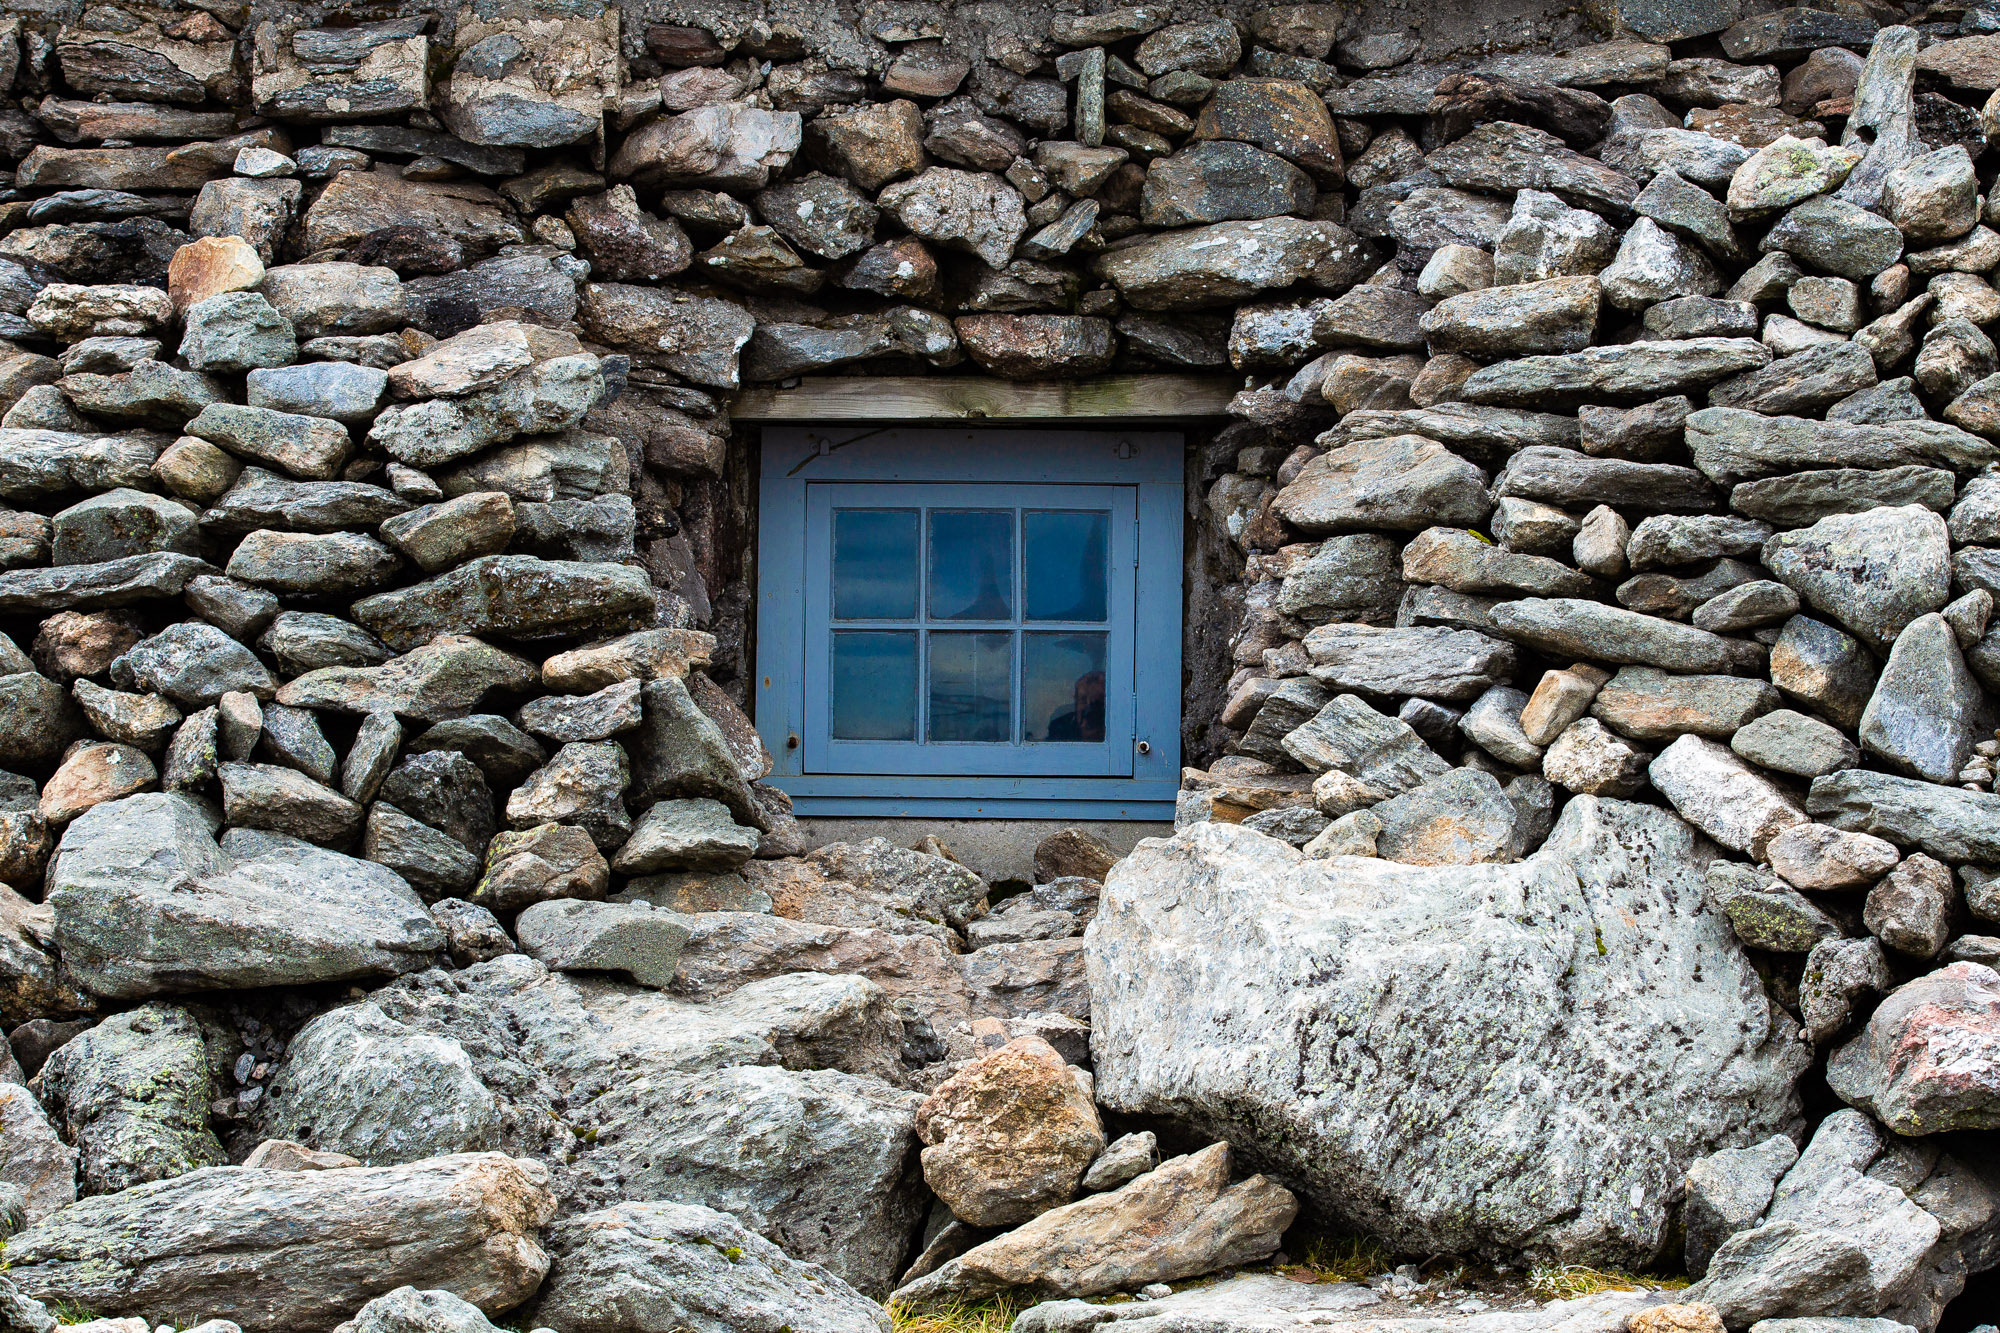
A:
[1024, 510, 1109, 622]
[929, 510, 1013, 621]
[1024, 633, 1108, 743]
[830, 632, 916, 739]
[929, 632, 1011, 742]
[833, 509, 918, 620]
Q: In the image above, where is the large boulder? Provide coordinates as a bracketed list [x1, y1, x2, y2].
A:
[254, 954, 924, 1296]
[523, 1200, 890, 1333]
[3, 1153, 554, 1332]
[1089, 800, 1809, 1266]
[46, 792, 442, 998]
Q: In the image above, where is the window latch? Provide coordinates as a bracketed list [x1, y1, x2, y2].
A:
[1136, 739, 1151, 755]
[1112, 440, 1136, 460]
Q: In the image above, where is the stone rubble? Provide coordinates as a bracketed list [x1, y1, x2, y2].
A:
[0, 2, 1997, 1331]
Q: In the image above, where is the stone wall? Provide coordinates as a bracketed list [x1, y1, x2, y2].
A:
[2, 0, 2000, 1329]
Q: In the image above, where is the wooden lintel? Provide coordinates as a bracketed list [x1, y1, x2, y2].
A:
[729, 374, 1238, 422]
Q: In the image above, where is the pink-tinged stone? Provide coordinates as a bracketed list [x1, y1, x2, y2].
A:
[1827, 960, 2000, 1133]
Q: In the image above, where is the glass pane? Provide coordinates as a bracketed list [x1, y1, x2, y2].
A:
[833, 509, 917, 620]
[1024, 510, 1109, 622]
[929, 510, 1013, 621]
[1024, 633, 1108, 743]
[928, 632, 1011, 742]
[830, 632, 916, 739]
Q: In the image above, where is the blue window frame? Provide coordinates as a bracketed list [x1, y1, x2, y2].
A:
[757, 428, 1183, 818]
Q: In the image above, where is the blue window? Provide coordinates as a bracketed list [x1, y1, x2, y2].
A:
[757, 428, 1183, 818]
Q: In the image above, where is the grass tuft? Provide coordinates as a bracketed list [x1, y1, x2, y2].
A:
[1280, 1230, 1394, 1284]
[1526, 1265, 1689, 1300]
[888, 1293, 1033, 1333]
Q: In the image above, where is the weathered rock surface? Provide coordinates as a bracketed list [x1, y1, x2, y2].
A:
[1090, 802, 1806, 1266]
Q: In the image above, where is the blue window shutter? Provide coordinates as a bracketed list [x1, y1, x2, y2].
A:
[757, 428, 1183, 819]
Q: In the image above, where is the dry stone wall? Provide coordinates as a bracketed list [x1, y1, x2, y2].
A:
[0, 0, 1999, 1330]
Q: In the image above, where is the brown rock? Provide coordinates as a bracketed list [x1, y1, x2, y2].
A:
[32, 610, 143, 681]
[892, 1141, 1296, 1304]
[166, 237, 264, 313]
[302, 171, 524, 256]
[565, 188, 692, 282]
[807, 99, 929, 191]
[1034, 828, 1117, 883]
[916, 1036, 1106, 1227]
[1193, 79, 1344, 182]
[38, 741, 156, 824]
[956, 315, 1114, 379]
[1626, 1304, 1726, 1333]
[1428, 72, 1612, 149]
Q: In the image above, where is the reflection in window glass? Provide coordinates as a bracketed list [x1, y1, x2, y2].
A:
[929, 632, 1011, 742]
[1023, 633, 1108, 742]
[833, 509, 918, 620]
[830, 631, 916, 739]
[929, 510, 1013, 621]
[1024, 511, 1109, 622]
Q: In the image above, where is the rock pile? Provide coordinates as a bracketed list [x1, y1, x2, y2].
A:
[0, 0, 1999, 1328]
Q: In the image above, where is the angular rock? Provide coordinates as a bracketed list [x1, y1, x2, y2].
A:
[1808, 768, 2000, 862]
[3, 1154, 554, 1332]
[1461, 338, 1770, 407]
[1827, 962, 2000, 1133]
[1089, 803, 1806, 1265]
[1856, 614, 1981, 784]
[1649, 735, 1806, 857]
[917, 1036, 1104, 1229]
[48, 793, 440, 998]
[32, 1002, 222, 1195]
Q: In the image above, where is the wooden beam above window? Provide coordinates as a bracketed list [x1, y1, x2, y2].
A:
[730, 374, 1238, 423]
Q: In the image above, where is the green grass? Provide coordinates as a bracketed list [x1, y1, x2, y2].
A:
[888, 1293, 1033, 1333]
[1279, 1228, 1394, 1284]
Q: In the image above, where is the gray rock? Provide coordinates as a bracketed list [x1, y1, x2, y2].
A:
[0, 553, 215, 616]
[1141, 141, 1315, 227]
[226, 530, 402, 597]
[1829, 377, 1930, 424]
[1862, 854, 1955, 958]
[219, 762, 362, 846]
[1591, 666, 1779, 741]
[1801, 937, 1894, 1044]
[610, 798, 758, 874]
[259, 612, 391, 676]
[1857, 613, 1982, 784]
[1762, 506, 1951, 651]
[892, 1142, 1293, 1306]
[408, 716, 545, 789]
[1419, 276, 1601, 357]
[377, 752, 495, 862]
[1491, 188, 1621, 285]
[1709, 343, 1879, 417]
[630, 676, 763, 827]
[49, 489, 198, 567]
[1730, 466, 1955, 530]
[341, 711, 402, 804]
[47, 792, 441, 999]
[1088, 802, 1807, 1265]
[1685, 1135, 1800, 1277]
[1762, 195, 1906, 281]
[1601, 217, 1722, 309]
[0, 674, 83, 767]
[1732, 709, 1862, 779]
[243, 361, 387, 425]
[1491, 598, 1766, 673]
[1635, 168, 1746, 264]
[1301, 624, 1515, 702]
[1273, 535, 1403, 621]
[31, 1002, 222, 1195]
[1627, 515, 1773, 571]
[379, 494, 515, 575]
[474, 824, 608, 913]
[177, 293, 296, 374]
[1696, 580, 1802, 634]
[1280, 694, 1451, 795]
[1272, 435, 1492, 535]
[1770, 616, 1879, 729]
[1808, 768, 2000, 862]
[352, 556, 653, 653]
[187, 404, 351, 482]
[111, 622, 272, 708]
[1687, 410, 1995, 486]
[525, 1200, 889, 1333]
[505, 741, 632, 850]
[200, 469, 410, 538]
[278, 636, 537, 725]
[1372, 767, 1526, 865]
[1459, 337, 1770, 407]
[350, 1287, 505, 1333]
[1094, 217, 1365, 311]
[1649, 735, 1806, 858]
[1, 1153, 554, 1332]
[364, 804, 481, 901]
[262, 1002, 498, 1166]
[1706, 861, 1841, 952]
